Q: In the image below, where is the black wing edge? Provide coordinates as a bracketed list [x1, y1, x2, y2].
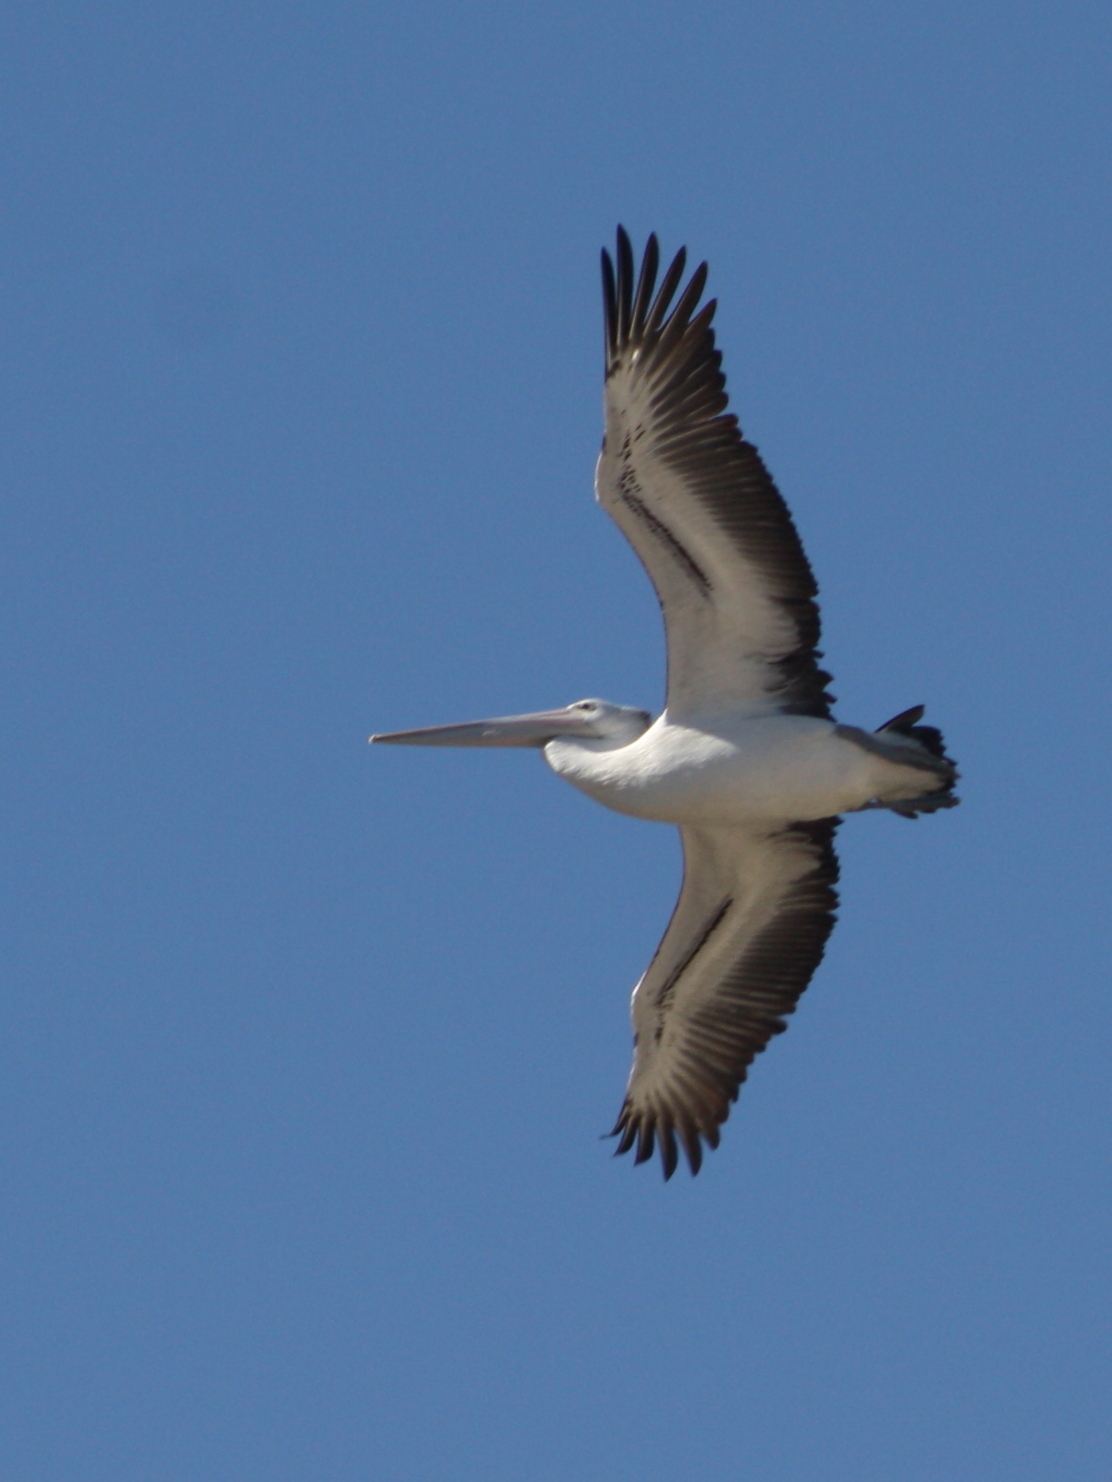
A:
[601, 226, 835, 718]
[607, 818, 840, 1180]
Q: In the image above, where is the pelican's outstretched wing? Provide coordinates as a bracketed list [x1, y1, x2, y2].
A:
[612, 820, 839, 1178]
[597, 228, 834, 720]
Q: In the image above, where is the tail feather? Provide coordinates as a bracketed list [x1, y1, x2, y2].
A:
[875, 704, 960, 818]
[877, 704, 950, 762]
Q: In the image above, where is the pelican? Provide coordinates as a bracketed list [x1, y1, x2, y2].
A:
[372, 229, 959, 1178]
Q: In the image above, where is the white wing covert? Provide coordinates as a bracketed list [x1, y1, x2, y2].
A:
[597, 229, 834, 720]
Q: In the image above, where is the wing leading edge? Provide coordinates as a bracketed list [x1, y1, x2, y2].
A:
[596, 228, 834, 721]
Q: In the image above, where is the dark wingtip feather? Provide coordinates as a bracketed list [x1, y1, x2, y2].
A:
[644, 245, 687, 338]
[660, 1123, 679, 1181]
[616, 226, 635, 344]
[604, 231, 704, 358]
[611, 1106, 710, 1180]
[679, 1124, 704, 1176]
[601, 247, 617, 361]
[612, 1111, 637, 1157]
[634, 1120, 656, 1166]
[630, 232, 660, 338]
[651, 261, 710, 363]
[673, 261, 709, 324]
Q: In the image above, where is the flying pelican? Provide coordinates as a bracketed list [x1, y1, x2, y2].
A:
[372, 229, 959, 1179]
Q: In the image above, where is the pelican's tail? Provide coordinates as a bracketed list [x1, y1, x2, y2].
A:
[874, 705, 960, 818]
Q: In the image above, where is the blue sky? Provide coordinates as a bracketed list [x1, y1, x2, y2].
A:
[2, 3, 1110, 1478]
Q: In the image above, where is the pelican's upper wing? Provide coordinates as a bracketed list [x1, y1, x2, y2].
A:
[596, 229, 834, 719]
[612, 819, 839, 1178]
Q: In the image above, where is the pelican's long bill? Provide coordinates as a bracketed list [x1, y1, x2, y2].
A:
[370, 705, 602, 748]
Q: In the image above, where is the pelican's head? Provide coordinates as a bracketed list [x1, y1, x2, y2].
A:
[370, 698, 653, 751]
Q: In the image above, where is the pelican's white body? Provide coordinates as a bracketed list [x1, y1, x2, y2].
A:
[545, 713, 933, 826]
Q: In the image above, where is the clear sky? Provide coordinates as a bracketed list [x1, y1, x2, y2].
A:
[2, 3, 1110, 1478]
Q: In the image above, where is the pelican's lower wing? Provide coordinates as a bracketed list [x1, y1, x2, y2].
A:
[612, 820, 839, 1178]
